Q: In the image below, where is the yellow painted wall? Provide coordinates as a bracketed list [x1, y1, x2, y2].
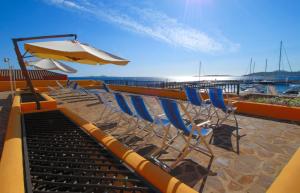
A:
[267, 148, 300, 193]
[0, 96, 24, 193]
[0, 80, 102, 92]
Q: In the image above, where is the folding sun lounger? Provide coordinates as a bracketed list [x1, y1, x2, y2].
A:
[208, 87, 240, 154]
[111, 92, 141, 144]
[129, 95, 173, 145]
[48, 80, 73, 95]
[184, 86, 211, 119]
[93, 92, 120, 124]
[152, 97, 214, 171]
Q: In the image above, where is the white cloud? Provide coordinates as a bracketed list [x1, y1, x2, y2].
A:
[44, 0, 239, 53]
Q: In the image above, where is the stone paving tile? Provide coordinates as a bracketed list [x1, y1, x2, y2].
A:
[48, 91, 300, 192]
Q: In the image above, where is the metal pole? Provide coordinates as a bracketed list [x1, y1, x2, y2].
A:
[249, 58, 252, 74]
[199, 61, 201, 82]
[12, 39, 41, 109]
[4, 58, 14, 99]
[13, 34, 77, 42]
[12, 34, 77, 110]
[265, 59, 268, 73]
[278, 40, 282, 72]
[12, 64, 17, 92]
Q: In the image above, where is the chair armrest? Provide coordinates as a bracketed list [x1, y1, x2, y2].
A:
[196, 120, 210, 127]
[157, 113, 166, 118]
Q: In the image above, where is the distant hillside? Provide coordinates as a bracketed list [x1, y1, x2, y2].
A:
[244, 70, 300, 77]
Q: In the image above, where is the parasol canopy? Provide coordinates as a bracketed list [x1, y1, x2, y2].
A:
[24, 40, 129, 65]
[26, 58, 77, 73]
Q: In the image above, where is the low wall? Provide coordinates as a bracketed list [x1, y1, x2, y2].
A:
[109, 84, 187, 100]
[0, 80, 102, 92]
[234, 101, 300, 122]
[0, 95, 24, 193]
[267, 148, 300, 193]
[109, 84, 237, 100]
[13, 88, 58, 113]
[20, 93, 57, 113]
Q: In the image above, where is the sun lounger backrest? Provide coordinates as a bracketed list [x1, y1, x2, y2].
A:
[56, 80, 64, 89]
[102, 83, 110, 92]
[130, 95, 154, 123]
[159, 98, 188, 133]
[184, 87, 202, 106]
[208, 88, 227, 111]
[114, 93, 133, 116]
[72, 82, 78, 90]
[66, 80, 71, 87]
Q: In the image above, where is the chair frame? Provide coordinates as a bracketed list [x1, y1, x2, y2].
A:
[208, 87, 240, 154]
[110, 92, 142, 144]
[152, 97, 214, 171]
[128, 94, 176, 148]
[184, 86, 211, 120]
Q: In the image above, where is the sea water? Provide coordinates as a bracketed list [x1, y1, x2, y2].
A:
[70, 75, 300, 94]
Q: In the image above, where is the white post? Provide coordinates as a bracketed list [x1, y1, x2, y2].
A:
[4, 58, 15, 99]
[12, 64, 17, 92]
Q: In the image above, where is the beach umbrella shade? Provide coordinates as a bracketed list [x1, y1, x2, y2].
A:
[24, 40, 129, 65]
[26, 58, 77, 73]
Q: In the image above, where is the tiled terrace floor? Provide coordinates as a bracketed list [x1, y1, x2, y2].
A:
[1, 90, 299, 193]
[51, 90, 300, 193]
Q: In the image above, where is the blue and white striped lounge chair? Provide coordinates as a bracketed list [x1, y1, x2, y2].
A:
[102, 82, 111, 93]
[184, 86, 211, 119]
[208, 88, 240, 154]
[48, 80, 74, 95]
[152, 97, 213, 170]
[129, 95, 172, 140]
[112, 92, 140, 142]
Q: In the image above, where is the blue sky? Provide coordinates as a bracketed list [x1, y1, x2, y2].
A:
[0, 0, 299, 77]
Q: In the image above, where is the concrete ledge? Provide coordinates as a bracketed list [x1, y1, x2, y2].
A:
[60, 106, 198, 193]
[0, 95, 24, 193]
[16, 90, 57, 113]
[267, 148, 300, 193]
[234, 100, 300, 122]
[0, 80, 102, 92]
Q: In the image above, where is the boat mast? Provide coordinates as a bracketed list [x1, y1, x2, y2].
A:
[265, 59, 268, 73]
[278, 40, 282, 72]
[248, 58, 252, 81]
[198, 61, 201, 82]
[249, 58, 252, 74]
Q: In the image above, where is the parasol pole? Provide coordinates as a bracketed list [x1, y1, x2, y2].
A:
[12, 34, 77, 110]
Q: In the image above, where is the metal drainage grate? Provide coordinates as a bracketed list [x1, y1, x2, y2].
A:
[22, 110, 157, 193]
[21, 93, 45, 103]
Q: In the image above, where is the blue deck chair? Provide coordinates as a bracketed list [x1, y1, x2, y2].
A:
[184, 87, 211, 119]
[112, 92, 140, 142]
[102, 82, 110, 93]
[208, 88, 240, 154]
[152, 97, 213, 170]
[91, 91, 121, 124]
[49, 80, 74, 95]
[66, 79, 71, 87]
[69, 82, 89, 96]
[129, 95, 172, 141]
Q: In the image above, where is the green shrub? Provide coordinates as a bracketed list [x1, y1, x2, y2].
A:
[247, 96, 300, 107]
